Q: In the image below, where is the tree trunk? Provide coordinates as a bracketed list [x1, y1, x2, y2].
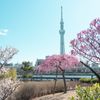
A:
[80, 61, 100, 82]
[62, 70, 67, 93]
[53, 67, 58, 94]
[0, 64, 4, 69]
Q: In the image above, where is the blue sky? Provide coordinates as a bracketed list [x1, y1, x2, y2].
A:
[0, 0, 100, 65]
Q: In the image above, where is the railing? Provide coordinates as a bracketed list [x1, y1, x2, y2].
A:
[17, 73, 95, 81]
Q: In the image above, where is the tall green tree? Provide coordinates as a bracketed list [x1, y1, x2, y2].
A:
[21, 61, 33, 78]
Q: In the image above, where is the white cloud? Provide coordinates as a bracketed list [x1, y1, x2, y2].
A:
[3, 29, 8, 33]
[0, 29, 8, 36]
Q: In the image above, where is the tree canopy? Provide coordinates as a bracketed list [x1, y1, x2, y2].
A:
[0, 47, 18, 69]
[36, 54, 79, 73]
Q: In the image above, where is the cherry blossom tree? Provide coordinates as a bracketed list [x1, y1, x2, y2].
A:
[0, 47, 18, 69]
[0, 67, 20, 100]
[36, 54, 79, 93]
[70, 18, 100, 82]
[0, 47, 19, 100]
[0, 78, 20, 100]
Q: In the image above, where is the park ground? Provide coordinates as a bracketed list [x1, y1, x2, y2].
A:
[32, 90, 76, 100]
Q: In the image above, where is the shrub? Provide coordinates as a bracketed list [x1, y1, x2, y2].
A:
[22, 74, 33, 78]
[91, 78, 99, 83]
[0, 68, 17, 79]
[80, 78, 91, 83]
[7, 68, 17, 79]
[79, 78, 98, 83]
[70, 83, 100, 100]
[22, 66, 33, 71]
[0, 74, 5, 79]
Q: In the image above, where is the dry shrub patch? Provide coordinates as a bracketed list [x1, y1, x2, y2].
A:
[8, 80, 80, 100]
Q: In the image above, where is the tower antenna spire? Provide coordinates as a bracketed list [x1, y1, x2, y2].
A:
[61, 6, 63, 21]
[59, 6, 65, 55]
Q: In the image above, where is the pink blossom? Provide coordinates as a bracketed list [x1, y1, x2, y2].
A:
[90, 19, 96, 26]
[90, 18, 100, 34]
[70, 18, 100, 62]
[36, 54, 79, 73]
[81, 30, 87, 34]
[70, 39, 77, 46]
[96, 25, 100, 33]
[71, 50, 77, 56]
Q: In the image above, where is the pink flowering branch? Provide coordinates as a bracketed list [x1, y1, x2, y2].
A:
[70, 18, 100, 82]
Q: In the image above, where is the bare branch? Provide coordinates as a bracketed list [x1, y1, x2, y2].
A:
[0, 47, 18, 69]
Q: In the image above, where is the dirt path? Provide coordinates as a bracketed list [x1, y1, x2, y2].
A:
[32, 90, 76, 100]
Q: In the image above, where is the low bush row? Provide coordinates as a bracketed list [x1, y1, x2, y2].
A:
[22, 74, 33, 78]
[79, 78, 98, 83]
